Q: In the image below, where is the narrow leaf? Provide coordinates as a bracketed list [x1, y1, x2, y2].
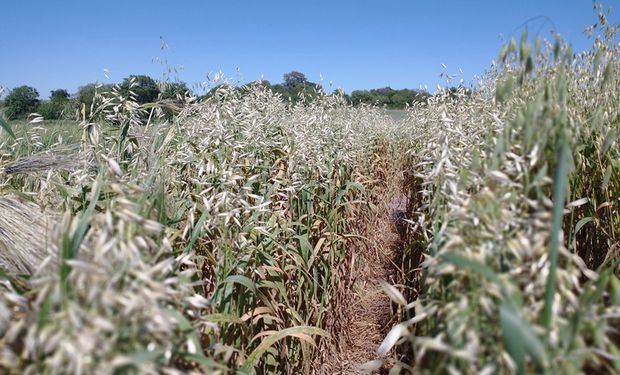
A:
[239, 326, 328, 373]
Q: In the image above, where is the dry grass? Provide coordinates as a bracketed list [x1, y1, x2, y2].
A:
[379, 9, 620, 374]
[3, 144, 83, 175]
[0, 80, 400, 373]
[1, 7, 619, 374]
[0, 195, 57, 275]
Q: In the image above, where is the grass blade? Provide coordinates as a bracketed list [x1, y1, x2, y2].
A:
[0, 116, 15, 139]
[542, 142, 569, 329]
[239, 326, 328, 374]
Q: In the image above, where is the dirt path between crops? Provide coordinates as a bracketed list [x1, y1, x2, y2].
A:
[317, 187, 408, 374]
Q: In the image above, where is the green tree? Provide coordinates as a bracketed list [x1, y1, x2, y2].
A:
[161, 81, 190, 100]
[120, 75, 160, 104]
[350, 90, 375, 105]
[283, 71, 308, 89]
[50, 89, 70, 102]
[76, 83, 114, 116]
[350, 87, 430, 108]
[4, 86, 40, 120]
[331, 88, 351, 103]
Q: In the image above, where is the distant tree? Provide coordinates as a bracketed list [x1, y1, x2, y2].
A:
[76, 83, 114, 116]
[161, 81, 190, 100]
[283, 71, 308, 89]
[37, 102, 63, 120]
[390, 89, 429, 108]
[50, 89, 70, 102]
[4, 86, 40, 120]
[445, 86, 472, 100]
[201, 74, 321, 106]
[120, 75, 160, 104]
[332, 88, 350, 102]
[375, 87, 395, 96]
[350, 90, 376, 106]
[158, 81, 191, 119]
[35, 89, 73, 120]
[350, 87, 429, 108]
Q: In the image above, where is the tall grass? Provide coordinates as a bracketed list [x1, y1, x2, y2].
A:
[1, 6, 619, 374]
[0, 79, 398, 373]
[381, 7, 620, 374]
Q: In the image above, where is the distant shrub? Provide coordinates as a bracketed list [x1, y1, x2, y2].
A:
[36, 101, 65, 120]
[37, 89, 73, 120]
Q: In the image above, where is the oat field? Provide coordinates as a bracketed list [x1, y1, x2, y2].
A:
[1, 10, 620, 375]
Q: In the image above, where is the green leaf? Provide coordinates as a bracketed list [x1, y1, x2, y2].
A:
[603, 62, 614, 87]
[600, 130, 618, 156]
[499, 44, 509, 63]
[336, 182, 365, 204]
[501, 304, 548, 375]
[238, 326, 328, 374]
[186, 206, 209, 254]
[295, 234, 312, 263]
[602, 165, 613, 191]
[542, 142, 569, 329]
[165, 309, 205, 360]
[70, 173, 103, 258]
[519, 28, 529, 62]
[525, 56, 534, 75]
[574, 217, 593, 236]
[0, 116, 15, 139]
[553, 38, 561, 62]
[183, 354, 228, 371]
[37, 296, 53, 329]
[125, 349, 165, 365]
[593, 49, 603, 71]
[500, 305, 526, 375]
[441, 253, 500, 284]
[60, 172, 103, 296]
[204, 313, 244, 325]
[222, 275, 257, 293]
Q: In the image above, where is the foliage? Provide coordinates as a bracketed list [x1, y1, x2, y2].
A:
[161, 81, 190, 100]
[350, 87, 430, 109]
[50, 89, 70, 102]
[1, 6, 619, 375]
[119, 74, 160, 104]
[0, 81, 397, 374]
[3, 85, 39, 120]
[36, 89, 73, 120]
[76, 83, 114, 117]
[379, 9, 620, 374]
[283, 71, 308, 88]
[36, 101, 65, 120]
[201, 76, 323, 106]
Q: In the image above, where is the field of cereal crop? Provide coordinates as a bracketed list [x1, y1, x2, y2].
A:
[1, 6, 620, 375]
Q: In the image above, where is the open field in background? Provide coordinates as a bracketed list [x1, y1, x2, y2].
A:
[1, 8, 620, 375]
[382, 109, 408, 122]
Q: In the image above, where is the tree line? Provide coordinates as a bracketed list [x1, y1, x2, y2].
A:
[0, 71, 434, 120]
[0, 75, 188, 120]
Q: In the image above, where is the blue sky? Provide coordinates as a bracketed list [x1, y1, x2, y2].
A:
[0, 1, 616, 99]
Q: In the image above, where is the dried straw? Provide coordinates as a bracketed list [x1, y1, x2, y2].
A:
[0, 196, 56, 274]
[3, 144, 83, 175]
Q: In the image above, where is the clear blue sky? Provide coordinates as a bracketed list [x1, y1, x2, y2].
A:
[0, 1, 616, 99]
